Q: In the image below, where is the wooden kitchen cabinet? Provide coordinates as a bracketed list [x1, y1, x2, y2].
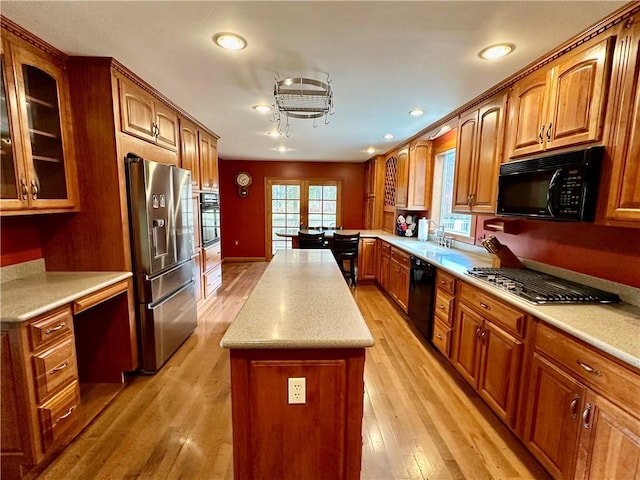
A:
[508, 36, 614, 159]
[431, 270, 456, 358]
[0, 20, 79, 215]
[523, 321, 640, 480]
[357, 237, 377, 282]
[453, 91, 506, 214]
[601, 17, 640, 226]
[199, 131, 219, 192]
[451, 282, 526, 427]
[179, 118, 201, 189]
[388, 247, 410, 313]
[202, 242, 222, 298]
[363, 156, 384, 229]
[119, 77, 179, 151]
[377, 240, 391, 292]
[394, 142, 432, 210]
[393, 147, 409, 208]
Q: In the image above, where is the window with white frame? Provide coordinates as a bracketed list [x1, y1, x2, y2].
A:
[431, 148, 472, 237]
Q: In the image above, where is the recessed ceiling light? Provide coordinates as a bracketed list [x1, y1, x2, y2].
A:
[479, 43, 514, 60]
[267, 131, 282, 137]
[366, 147, 376, 155]
[409, 109, 424, 117]
[213, 32, 247, 51]
[253, 104, 272, 113]
[276, 146, 288, 152]
[383, 134, 394, 140]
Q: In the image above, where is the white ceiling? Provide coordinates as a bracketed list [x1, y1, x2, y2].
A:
[1, 1, 626, 162]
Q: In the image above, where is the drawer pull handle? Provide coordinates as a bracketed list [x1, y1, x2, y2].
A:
[49, 361, 69, 374]
[45, 322, 66, 334]
[577, 360, 602, 377]
[55, 405, 76, 424]
[480, 330, 487, 343]
[436, 334, 443, 340]
[475, 326, 482, 337]
[569, 395, 580, 418]
[440, 280, 447, 285]
[438, 304, 446, 310]
[479, 302, 490, 310]
[582, 403, 592, 429]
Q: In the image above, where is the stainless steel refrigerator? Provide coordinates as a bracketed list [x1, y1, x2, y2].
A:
[125, 153, 197, 373]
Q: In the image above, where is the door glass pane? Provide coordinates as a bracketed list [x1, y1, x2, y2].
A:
[23, 64, 67, 199]
[1, 55, 18, 199]
[271, 183, 301, 254]
[308, 184, 338, 228]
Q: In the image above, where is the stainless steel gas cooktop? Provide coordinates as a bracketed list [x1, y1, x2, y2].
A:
[467, 267, 620, 304]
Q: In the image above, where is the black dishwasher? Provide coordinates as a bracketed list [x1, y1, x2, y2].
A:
[408, 256, 435, 341]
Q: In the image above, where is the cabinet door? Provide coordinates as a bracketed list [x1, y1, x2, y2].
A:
[451, 302, 483, 386]
[452, 110, 477, 212]
[394, 148, 409, 208]
[472, 94, 506, 213]
[154, 102, 178, 151]
[523, 352, 585, 480]
[397, 265, 410, 313]
[575, 392, 640, 480]
[10, 44, 77, 210]
[379, 251, 390, 292]
[508, 69, 549, 158]
[604, 20, 640, 223]
[547, 36, 613, 150]
[477, 320, 523, 426]
[199, 132, 218, 192]
[357, 238, 377, 281]
[406, 140, 432, 210]
[119, 79, 156, 142]
[180, 119, 201, 189]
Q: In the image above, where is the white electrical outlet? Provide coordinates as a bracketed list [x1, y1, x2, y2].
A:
[288, 377, 306, 404]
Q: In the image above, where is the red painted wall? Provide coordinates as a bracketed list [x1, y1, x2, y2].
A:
[0, 216, 43, 267]
[218, 159, 365, 259]
[475, 215, 640, 288]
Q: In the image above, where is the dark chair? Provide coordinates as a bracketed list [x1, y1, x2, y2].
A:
[298, 231, 326, 249]
[332, 232, 360, 287]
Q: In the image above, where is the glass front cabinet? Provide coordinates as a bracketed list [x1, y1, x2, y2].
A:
[1, 25, 78, 214]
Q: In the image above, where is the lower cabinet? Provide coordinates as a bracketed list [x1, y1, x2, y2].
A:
[431, 270, 456, 358]
[388, 247, 410, 313]
[202, 242, 222, 299]
[357, 237, 377, 282]
[523, 321, 640, 480]
[451, 282, 526, 427]
[377, 241, 391, 292]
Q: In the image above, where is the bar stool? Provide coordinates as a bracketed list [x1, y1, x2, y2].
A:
[332, 232, 360, 287]
[298, 231, 326, 249]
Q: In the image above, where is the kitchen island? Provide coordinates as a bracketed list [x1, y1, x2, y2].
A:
[220, 249, 374, 480]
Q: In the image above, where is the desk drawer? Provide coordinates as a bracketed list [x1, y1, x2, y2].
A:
[32, 337, 78, 403]
[38, 381, 80, 451]
[28, 308, 74, 351]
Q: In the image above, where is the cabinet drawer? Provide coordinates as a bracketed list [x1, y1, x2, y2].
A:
[434, 289, 454, 326]
[390, 247, 410, 267]
[535, 322, 640, 412]
[28, 307, 74, 351]
[32, 337, 78, 403]
[38, 381, 80, 451]
[459, 283, 526, 337]
[436, 270, 456, 295]
[73, 280, 128, 314]
[203, 243, 222, 272]
[204, 265, 222, 298]
[431, 318, 452, 357]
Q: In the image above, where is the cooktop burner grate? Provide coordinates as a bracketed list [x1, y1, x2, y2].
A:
[467, 267, 620, 304]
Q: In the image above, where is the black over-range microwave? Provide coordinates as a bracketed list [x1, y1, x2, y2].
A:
[496, 146, 603, 221]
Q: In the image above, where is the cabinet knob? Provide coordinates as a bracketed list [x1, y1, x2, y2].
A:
[30, 180, 38, 200]
[20, 178, 28, 200]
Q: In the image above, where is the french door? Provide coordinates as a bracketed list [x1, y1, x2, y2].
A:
[266, 178, 342, 259]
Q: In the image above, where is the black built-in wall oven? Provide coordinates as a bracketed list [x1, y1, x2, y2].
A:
[200, 192, 220, 247]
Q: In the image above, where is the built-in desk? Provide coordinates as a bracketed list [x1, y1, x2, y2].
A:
[220, 249, 374, 480]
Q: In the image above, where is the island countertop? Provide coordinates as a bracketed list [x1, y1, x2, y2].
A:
[220, 249, 374, 349]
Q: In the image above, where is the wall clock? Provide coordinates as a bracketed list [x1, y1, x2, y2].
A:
[235, 171, 252, 198]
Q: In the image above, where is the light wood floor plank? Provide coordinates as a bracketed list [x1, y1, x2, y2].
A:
[34, 262, 549, 480]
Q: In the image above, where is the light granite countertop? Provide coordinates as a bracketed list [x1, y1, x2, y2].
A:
[1, 271, 133, 323]
[220, 249, 374, 349]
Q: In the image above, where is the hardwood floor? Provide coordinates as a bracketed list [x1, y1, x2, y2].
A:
[35, 262, 550, 480]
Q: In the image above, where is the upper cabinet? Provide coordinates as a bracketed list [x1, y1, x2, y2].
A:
[0, 24, 78, 215]
[601, 16, 640, 225]
[395, 142, 432, 211]
[393, 147, 409, 208]
[453, 91, 507, 214]
[179, 118, 201, 190]
[119, 78, 179, 152]
[199, 130, 219, 193]
[508, 36, 614, 159]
